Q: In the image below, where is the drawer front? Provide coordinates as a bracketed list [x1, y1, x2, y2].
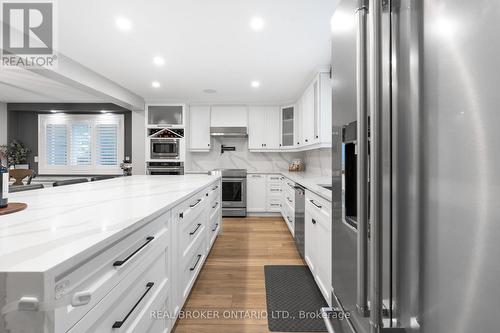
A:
[283, 180, 296, 203]
[179, 207, 206, 258]
[267, 197, 282, 212]
[180, 238, 207, 301]
[267, 174, 282, 184]
[210, 198, 221, 216]
[267, 183, 282, 197]
[208, 207, 221, 249]
[306, 190, 332, 219]
[283, 191, 295, 208]
[284, 202, 295, 236]
[174, 188, 208, 226]
[208, 182, 221, 205]
[55, 214, 169, 332]
[69, 247, 169, 333]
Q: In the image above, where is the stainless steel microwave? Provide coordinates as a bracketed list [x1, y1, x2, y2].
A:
[150, 138, 180, 159]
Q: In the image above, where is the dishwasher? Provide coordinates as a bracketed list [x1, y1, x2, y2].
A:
[294, 184, 306, 258]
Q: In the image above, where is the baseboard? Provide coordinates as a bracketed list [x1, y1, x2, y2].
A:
[246, 212, 282, 217]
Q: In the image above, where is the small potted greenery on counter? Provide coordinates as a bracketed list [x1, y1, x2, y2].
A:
[0, 140, 31, 169]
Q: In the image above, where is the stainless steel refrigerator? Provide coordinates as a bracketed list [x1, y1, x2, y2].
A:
[325, 0, 500, 332]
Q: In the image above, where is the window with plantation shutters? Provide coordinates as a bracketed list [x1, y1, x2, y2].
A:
[45, 124, 67, 166]
[96, 124, 118, 166]
[39, 114, 124, 175]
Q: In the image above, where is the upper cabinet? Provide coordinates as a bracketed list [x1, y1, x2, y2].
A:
[297, 72, 332, 149]
[210, 105, 248, 127]
[248, 106, 280, 151]
[147, 104, 185, 127]
[189, 105, 211, 151]
[280, 105, 295, 148]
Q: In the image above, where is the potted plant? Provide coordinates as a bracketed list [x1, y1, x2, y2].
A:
[0, 140, 31, 169]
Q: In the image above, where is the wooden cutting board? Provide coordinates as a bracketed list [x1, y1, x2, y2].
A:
[0, 203, 27, 215]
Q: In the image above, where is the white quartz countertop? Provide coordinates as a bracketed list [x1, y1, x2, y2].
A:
[0, 175, 220, 273]
[278, 172, 332, 201]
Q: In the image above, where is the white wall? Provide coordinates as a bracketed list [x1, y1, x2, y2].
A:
[0, 102, 7, 146]
[131, 109, 146, 175]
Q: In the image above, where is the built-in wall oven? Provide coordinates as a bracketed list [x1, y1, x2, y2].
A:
[211, 169, 247, 217]
[147, 162, 184, 175]
[150, 138, 180, 160]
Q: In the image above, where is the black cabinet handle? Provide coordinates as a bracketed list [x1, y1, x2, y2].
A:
[190, 254, 202, 271]
[112, 282, 154, 328]
[287, 216, 292, 223]
[212, 202, 219, 209]
[212, 185, 219, 191]
[315, 135, 319, 139]
[212, 223, 219, 232]
[312, 219, 317, 225]
[208, 143, 210, 146]
[113, 236, 154, 267]
[190, 199, 202, 208]
[189, 223, 202, 236]
[287, 197, 293, 203]
[309, 200, 322, 209]
[305, 139, 309, 142]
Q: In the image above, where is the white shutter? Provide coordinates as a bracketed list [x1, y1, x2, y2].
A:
[70, 123, 92, 166]
[96, 124, 118, 166]
[45, 124, 67, 166]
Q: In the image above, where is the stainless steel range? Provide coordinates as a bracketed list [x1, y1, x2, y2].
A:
[210, 169, 247, 217]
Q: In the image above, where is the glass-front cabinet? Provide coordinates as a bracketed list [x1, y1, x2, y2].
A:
[280, 105, 295, 148]
[147, 104, 185, 127]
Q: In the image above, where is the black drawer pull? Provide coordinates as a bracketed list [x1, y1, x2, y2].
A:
[189, 223, 202, 236]
[112, 282, 154, 328]
[190, 199, 202, 208]
[287, 216, 292, 223]
[190, 254, 202, 271]
[212, 202, 219, 209]
[113, 236, 154, 267]
[287, 197, 293, 203]
[212, 185, 219, 191]
[309, 200, 322, 209]
[212, 223, 219, 232]
[312, 219, 317, 225]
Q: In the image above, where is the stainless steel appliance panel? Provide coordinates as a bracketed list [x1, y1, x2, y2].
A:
[294, 185, 306, 258]
[150, 138, 180, 159]
[391, 0, 500, 331]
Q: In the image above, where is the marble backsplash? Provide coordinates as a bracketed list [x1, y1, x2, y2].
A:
[185, 138, 303, 172]
[186, 138, 332, 177]
[303, 148, 332, 177]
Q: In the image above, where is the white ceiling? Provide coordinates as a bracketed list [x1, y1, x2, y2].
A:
[0, 70, 107, 103]
[56, 0, 337, 104]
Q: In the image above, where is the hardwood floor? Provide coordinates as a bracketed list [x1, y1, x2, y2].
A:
[173, 216, 306, 333]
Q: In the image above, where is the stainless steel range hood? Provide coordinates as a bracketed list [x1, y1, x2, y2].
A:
[210, 127, 248, 137]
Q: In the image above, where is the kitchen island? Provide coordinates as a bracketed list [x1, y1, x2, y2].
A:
[0, 175, 222, 333]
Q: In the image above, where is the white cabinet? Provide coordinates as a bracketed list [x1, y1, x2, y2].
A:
[295, 72, 332, 149]
[280, 106, 295, 148]
[248, 106, 280, 150]
[210, 105, 248, 127]
[189, 105, 211, 151]
[247, 174, 267, 212]
[305, 190, 332, 306]
[147, 104, 185, 127]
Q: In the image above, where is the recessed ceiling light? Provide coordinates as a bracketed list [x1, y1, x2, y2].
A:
[251, 81, 260, 88]
[115, 16, 132, 31]
[250, 17, 265, 31]
[153, 56, 165, 66]
[152, 81, 161, 88]
[203, 89, 217, 94]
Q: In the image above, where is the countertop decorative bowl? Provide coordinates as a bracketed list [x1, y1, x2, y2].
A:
[9, 169, 33, 186]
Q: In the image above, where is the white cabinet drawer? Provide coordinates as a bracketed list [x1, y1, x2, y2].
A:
[69, 248, 169, 333]
[283, 191, 295, 208]
[267, 174, 282, 184]
[283, 202, 295, 237]
[267, 183, 282, 197]
[306, 190, 331, 218]
[267, 198, 282, 212]
[55, 215, 169, 332]
[173, 188, 208, 226]
[208, 207, 221, 249]
[180, 238, 207, 302]
[283, 179, 296, 202]
[208, 182, 220, 205]
[179, 207, 206, 258]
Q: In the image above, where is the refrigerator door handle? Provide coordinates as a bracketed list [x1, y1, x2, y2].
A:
[369, 0, 384, 330]
[356, 0, 370, 318]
